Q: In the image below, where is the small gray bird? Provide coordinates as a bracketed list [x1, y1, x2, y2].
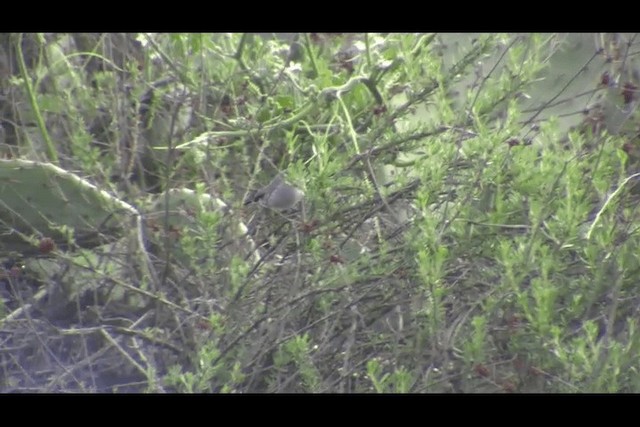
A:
[247, 173, 304, 210]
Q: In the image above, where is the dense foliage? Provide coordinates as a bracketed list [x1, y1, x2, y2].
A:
[1, 33, 640, 392]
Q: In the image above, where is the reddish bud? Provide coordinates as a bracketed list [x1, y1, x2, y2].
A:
[329, 254, 344, 264]
[39, 237, 55, 254]
[473, 364, 490, 378]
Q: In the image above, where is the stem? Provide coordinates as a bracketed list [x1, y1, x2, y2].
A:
[15, 33, 59, 163]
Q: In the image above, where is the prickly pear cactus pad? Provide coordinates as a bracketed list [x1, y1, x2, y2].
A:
[0, 159, 138, 255]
